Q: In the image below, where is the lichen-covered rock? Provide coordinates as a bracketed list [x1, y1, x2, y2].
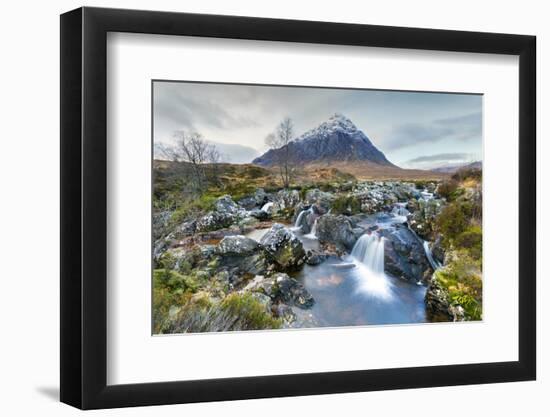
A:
[304, 189, 335, 211]
[273, 189, 301, 216]
[260, 223, 306, 269]
[316, 214, 358, 252]
[195, 195, 248, 232]
[218, 235, 259, 255]
[408, 198, 443, 240]
[152, 210, 172, 240]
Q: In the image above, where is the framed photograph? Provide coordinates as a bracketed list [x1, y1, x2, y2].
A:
[60, 6, 536, 409]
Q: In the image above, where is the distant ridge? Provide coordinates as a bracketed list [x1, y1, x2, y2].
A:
[432, 160, 482, 174]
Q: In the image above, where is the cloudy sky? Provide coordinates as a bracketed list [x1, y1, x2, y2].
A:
[153, 81, 482, 169]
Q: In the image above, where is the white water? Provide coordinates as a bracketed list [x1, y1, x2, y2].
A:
[423, 240, 442, 270]
[294, 208, 312, 230]
[350, 233, 393, 299]
[304, 218, 318, 239]
[261, 202, 273, 212]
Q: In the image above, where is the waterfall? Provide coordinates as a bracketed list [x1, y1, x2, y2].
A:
[304, 217, 318, 239]
[261, 201, 273, 212]
[351, 233, 385, 274]
[294, 208, 312, 229]
[350, 233, 392, 299]
[423, 240, 442, 270]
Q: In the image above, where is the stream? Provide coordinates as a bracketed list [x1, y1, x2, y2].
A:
[246, 203, 433, 328]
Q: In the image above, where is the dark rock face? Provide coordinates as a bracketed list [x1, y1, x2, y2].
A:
[216, 236, 272, 277]
[379, 224, 432, 282]
[253, 114, 394, 167]
[260, 223, 306, 269]
[316, 214, 358, 251]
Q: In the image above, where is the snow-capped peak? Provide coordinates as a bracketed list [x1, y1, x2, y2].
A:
[298, 113, 359, 141]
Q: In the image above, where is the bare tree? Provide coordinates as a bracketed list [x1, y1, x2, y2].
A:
[160, 130, 222, 192]
[265, 117, 295, 188]
[206, 144, 223, 185]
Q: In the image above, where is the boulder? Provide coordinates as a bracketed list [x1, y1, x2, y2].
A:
[196, 195, 247, 232]
[304, 188, 335, 211]
[273, 189, 301, 216]
[305, 249, 327, 266]
[152, 210, 172, 240]
[260, 223, 306, 269]
[254, 188, 269, 206]
[218, 235, 259, 255]
[379, 224, 431, 282]
[408, 198, 443, 240]
[244, 273, 314, 309]
[316, 215, 358, 252]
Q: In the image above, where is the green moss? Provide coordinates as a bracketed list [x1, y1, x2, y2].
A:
[153, 269, 199, 293]
[433, 252, 482, 321]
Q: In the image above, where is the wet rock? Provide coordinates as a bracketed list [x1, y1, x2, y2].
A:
[316, 214, 358, 252]
[273, 273, 315, 309]
[305, 249, 327, 266]
[379, 224, 431, 282]
[260, 223, 306, 269]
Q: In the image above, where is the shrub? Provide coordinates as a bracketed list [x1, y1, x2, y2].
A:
[436, 180, 459, 200]
[434, 202, 471, 245]
[455, 225, 482, 261]
[163, 292, 281, 333]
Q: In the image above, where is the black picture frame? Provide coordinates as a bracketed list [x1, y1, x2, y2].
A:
[60, 6, 536, 410]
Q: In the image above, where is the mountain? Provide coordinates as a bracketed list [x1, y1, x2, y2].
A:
[432, 160, 482, 174]
[252, 113, 395, 167]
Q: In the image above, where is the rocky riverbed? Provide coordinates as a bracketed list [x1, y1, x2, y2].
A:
[153, 178, 482, 333]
